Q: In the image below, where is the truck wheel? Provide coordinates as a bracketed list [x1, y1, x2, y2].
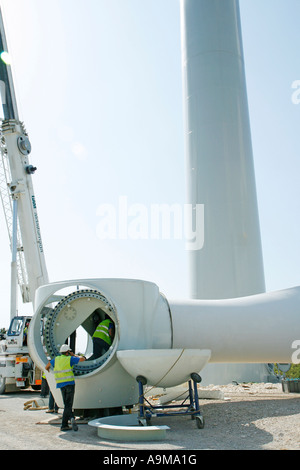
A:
[0, 377, 6, 394]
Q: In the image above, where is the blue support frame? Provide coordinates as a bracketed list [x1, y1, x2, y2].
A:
[137, 375, 205, 429]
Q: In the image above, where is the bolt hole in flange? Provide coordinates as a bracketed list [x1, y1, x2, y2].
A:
[42, 287, 118, 376]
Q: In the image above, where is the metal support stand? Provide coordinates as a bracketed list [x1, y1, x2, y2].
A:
[136, 373, 205, 429]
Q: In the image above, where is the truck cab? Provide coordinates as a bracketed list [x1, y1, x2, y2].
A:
[6, 316, 31, 351]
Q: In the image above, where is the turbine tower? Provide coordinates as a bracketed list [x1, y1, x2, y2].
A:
[180, 0, 271, 383]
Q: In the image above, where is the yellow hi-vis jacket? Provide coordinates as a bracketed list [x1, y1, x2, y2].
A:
[92, 319, 112, 346]
[53, 355, 75, 386]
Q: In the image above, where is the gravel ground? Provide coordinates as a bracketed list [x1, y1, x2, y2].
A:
[0, 382, 300, 451]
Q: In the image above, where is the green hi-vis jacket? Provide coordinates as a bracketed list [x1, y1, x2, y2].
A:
[92, 319, 112, 346]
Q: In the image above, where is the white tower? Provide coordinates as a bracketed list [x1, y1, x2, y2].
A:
[180, 0, 271, 383]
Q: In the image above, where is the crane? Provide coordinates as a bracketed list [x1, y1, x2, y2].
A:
[0, 7, 49, 393]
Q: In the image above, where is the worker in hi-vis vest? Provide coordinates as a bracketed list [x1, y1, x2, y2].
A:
[90, 315, 114, 360]
[23, 321, 30, 346]
[45, 344, 85, 432]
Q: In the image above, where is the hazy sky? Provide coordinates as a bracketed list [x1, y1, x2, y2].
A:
[0, 0, 300, 328]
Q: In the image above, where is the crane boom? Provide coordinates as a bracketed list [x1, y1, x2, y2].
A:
[0, 7, 49, 315]
[0, 9, 18, 121]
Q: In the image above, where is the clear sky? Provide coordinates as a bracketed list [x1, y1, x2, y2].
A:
[0, 0, 300, 329]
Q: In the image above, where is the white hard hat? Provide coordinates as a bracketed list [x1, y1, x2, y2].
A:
[60, 344, 71, 353]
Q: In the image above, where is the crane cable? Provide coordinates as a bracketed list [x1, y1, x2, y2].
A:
[138, 348, 187, 413]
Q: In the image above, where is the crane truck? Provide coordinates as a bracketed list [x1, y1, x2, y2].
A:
[0, 8, 49, 393]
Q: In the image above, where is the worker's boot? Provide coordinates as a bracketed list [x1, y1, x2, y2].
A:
[60, 425, 71, 431]
[71, 417, 78, 431]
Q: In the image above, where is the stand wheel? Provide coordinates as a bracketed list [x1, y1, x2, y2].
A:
[191, 372, 202, 383]
[139, 414, 152, 426]
[195, 415, 205, 429]
[189, 406, 196, 419]
[136, 375, 147, 386]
